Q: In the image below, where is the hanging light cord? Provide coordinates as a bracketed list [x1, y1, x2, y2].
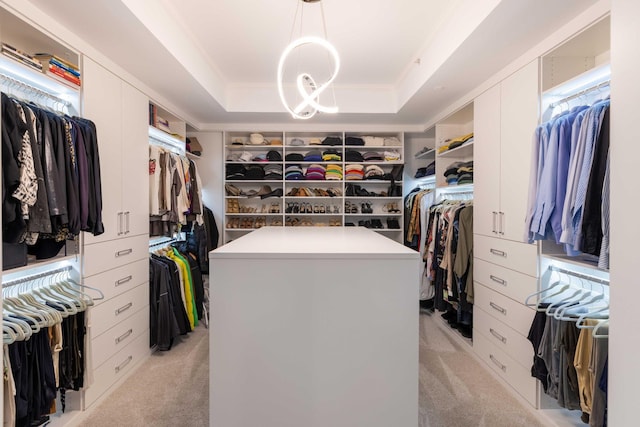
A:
[320, 1, 338, 110]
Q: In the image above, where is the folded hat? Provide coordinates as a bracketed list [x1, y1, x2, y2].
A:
[290, 138, 305, 146]
[345, 136, 365, 146]
[322, 136, 342, 146]
[250, 133, 266, 145]
[267, 150, 282, 161]
[239, 151, 253, 162]
[285, 153, 304, 162]
[309, 138, 322, 145]
[383, 137, 401, 146]
[270, 139, 283, 146]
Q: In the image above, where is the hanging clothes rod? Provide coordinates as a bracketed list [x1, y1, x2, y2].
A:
[0, 72, 71, 107]
[548, 265, 609, 286]
[2, 265, 73, 289]
[149, 237, 179, 249]
[148, 126, 186, 156]
[549, 80, 610, 108]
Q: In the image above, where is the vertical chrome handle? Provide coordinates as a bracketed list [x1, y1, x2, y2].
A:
[492, 211, 498, 234]
[115, 355, 133, 373]
[490, 354, 507, 372]
[117, 212, 124, 236]
[499, 212, 505, 235]
[124, 211, 130, 234]
[490, 275, 506, 286]
[489, 301, 507, 315]
[490, 328, 507, 344]
[115, 329, 133, 344]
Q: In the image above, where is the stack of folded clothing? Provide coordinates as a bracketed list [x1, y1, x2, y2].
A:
[443, 161, 474, 185]
[457, 161, 474, 184]
[345, 164, 364, 180]
[414, 161, 436, 178]
[384, 150, 401, 161]
[383, 136, 402, 146]
[244, 165, 265, 180]
[322, 149, 342, 161]
[325, 164, 343, 180]
[285, 165, 304, 180]
[345, 150, 364, 162]
[305, 164, 326, 180]
[226, 164, 246, 180]
[263, 164, 283, 180]
[363, 151, 384, 162]
[364, 165, 385, 180]
[363, 136, 385, 146]
[304, 149, 323, 162]
[437, 132, 474, 154]
[285, 153, 304, 162]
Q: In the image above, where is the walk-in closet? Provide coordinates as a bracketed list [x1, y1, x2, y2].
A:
[0, 0, 635, 426]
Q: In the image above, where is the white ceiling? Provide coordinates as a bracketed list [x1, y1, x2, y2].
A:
[22, 0, 601, 129]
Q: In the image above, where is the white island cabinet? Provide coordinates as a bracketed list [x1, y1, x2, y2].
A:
[209, 227, 419, 427]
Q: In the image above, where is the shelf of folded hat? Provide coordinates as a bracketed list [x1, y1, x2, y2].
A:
[436, 141, 474, 158]
[226, 145, 284, 150]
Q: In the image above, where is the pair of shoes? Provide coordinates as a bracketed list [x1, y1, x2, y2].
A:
[361, 202, 373, 214]
[225, 184, 243, 196]
[387, 218, 400, 229]
[227, 218, 240, 229]
[345, 201, 358, 213]
[270, 203, 280, 213]
[270, 219, 283, 226]
[370, 219, 383, 229]
[261, 188, 283, 199]
[329, 220, 341, 226]
[383, 202, 400, 213]
[226, 199, 240, 213]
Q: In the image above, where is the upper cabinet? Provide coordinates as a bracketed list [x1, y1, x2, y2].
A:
[83, 57, 149, 244]
[473, 59, 540, 242]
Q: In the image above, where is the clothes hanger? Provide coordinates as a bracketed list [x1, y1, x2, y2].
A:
[10, 280, 60, 327]
[524, 271, 569, 309]
[3, 323, 18, 345]
[48, 271, 86, 312]
[3, 316, 26, 342]
[32, 275, 74, 317]
[592, 319, 609, 339]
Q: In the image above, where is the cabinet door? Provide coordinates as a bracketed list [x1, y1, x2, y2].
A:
[120, 82, 149, 237]
[500, 59, 539, 242]
[83, 57, 123, 244]
[473, 84, 501, 237]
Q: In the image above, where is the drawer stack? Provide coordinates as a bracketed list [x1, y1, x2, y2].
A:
[82, 234, 150, 408]
[472, 235, 539, 407]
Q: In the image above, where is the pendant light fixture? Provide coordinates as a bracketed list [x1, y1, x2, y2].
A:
[277, 0, 340, 120]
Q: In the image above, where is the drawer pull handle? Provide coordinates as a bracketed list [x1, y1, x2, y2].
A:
[489, 302, 506, 315]
[115, 329, 133, 344]
[490, 354, 507, 372]
[489, 328, 507, 344]
[116, 248, 133, 257]
[490, 275, 506, 286]
[490, 248, 506, 257]
[116, 275, 133, 286]
[115, 302, 133, 315]
[115, 355, 133, 374]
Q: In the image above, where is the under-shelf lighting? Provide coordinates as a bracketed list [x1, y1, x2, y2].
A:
[148, 125, 185, 155]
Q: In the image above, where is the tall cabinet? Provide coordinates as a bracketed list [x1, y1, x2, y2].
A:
[472, 59, 540, 407]
[81, 57, 151, 409]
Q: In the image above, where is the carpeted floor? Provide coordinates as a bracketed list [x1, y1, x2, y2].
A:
[418, 311, 544, 427]
[78, 312, 544, 427]
[77, 324, 210, 427]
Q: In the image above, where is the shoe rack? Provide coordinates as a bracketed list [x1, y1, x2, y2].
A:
[223, 131, 405, 244]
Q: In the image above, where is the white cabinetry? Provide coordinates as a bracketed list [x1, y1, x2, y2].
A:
[81, 56, 150, 409]
[83, 57, 149, 243]
[474, 59, 539, 241]
[472, 60, 540, 408]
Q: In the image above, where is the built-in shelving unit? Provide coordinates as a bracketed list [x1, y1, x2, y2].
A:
[223, 131, 405, 244]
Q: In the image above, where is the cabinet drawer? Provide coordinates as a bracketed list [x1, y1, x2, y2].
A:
[474, 282, 535, 337]
[84, 331, 150, 408]
[474, 234, 538, 276]
[85, 258, 148, 305]
[83, 234, 148, 277]
[473, 330, 538, 406]
[91, 306, 149, 369]
[474, 258, 537, 304]
[89, 283, 148, 337]
[474, 307, 534, 371]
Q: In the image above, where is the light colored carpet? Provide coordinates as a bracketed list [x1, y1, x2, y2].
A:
[78, 324, 209, 427]
[78, 311, 544, 427]
[419, 311, 545, 427]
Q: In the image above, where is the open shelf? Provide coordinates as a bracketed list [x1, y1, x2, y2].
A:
[438, 141, 474, 158]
